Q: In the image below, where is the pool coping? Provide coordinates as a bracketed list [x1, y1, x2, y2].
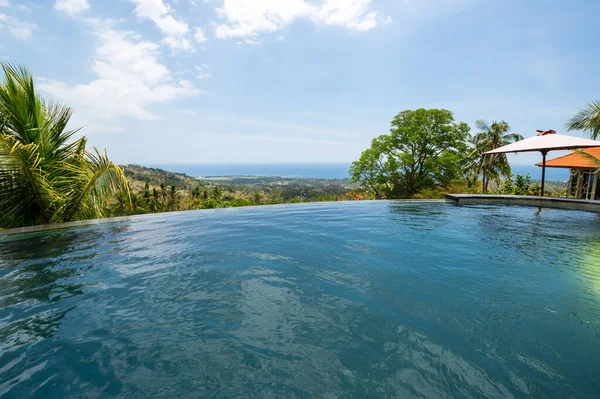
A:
[0, 200, 446, 237]
[445, 194, 600, 212]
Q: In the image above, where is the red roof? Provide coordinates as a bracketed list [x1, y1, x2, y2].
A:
[536, 147, 600, 169]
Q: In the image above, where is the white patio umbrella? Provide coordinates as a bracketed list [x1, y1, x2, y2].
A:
[485, 130, 600, 196]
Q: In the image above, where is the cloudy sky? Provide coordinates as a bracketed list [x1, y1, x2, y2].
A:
[0, 0, 598, 165]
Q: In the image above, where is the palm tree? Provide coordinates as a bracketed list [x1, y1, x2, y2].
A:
[0, 63, 129, 228]
[168, 185, 177, 211]
[149, 187, 161, 213]
[470, 120, 523, 193]
[160, 183, 167, 205]
[567, 101, 600, 139]
[462, 133, 485, 191]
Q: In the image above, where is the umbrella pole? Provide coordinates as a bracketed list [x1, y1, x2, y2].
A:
[540, 150, 548, 197]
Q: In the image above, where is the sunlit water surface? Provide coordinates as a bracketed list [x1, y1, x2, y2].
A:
[1, 201, 600, 398]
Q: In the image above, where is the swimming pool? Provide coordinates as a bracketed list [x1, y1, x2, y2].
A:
[1, 201, 599, 398]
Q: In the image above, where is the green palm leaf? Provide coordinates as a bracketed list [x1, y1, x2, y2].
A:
[53, 148, 130, 222]
[0, 134, 59, 227]
[0, 62, 129, 228]
[567, 101, 600, 139]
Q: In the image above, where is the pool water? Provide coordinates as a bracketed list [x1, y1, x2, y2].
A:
[1, 201, 600, 398]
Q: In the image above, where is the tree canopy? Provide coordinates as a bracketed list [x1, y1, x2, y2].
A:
[350, 108, 470, 198]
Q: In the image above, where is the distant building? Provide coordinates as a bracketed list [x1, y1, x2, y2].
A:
[536, 147, 600, 200]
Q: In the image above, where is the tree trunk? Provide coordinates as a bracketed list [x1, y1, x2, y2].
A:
[482, 171, 487, 194]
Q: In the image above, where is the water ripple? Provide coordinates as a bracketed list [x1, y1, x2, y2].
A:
[0, 201, 599, 398]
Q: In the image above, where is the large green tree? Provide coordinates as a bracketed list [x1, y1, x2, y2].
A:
[467, 120, 523, 193]
[350, 108, 470, 198]
[567, 101, 600, 139]
[0, 63, 129, 228]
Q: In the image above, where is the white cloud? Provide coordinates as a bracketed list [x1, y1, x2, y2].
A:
[39, 18, 199, 132]
[213, 0, 385, 40]
[194, 27, 207, 43]
[131, 0, 195, 52]
[195, 64, 211, 79]
[312, 0, 378, 31]
[161, 35, 195, 52]
[54, 0, 90, 15]
[0, 13, 36, 39]
[237, 37, 260, 45]
[0, 1, 8, 8]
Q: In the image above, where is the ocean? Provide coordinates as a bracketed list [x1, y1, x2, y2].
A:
[146, 163, 570, 181]
[146, 163, 353, 179]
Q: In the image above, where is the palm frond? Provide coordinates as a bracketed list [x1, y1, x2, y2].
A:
[574, 149, 600, 167]
[54, 147, 130, 222]
[503, 133, 524, 143]
[491, 120, 510, 134]
[467, 119, 520, 192]
[0, 134, 59, 227]
[475, 120, 490, 133]
[567, 101, 600, 139]
[0, 62, 124, 228]
[0, 62, 41, 144]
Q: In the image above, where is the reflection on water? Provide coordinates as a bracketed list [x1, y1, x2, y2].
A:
[1, 202, 600, 398]
[577, 242, 600, 308]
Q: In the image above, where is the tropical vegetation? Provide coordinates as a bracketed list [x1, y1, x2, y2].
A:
[0, 63, 129, 228]
[464, 120, 523, 193]
[567, 101, 600, 139]
[112, 165, 361, 216]
[498, 173, 542, 196]
[350, 109, 527, 198]
[350, 109, 471, 198]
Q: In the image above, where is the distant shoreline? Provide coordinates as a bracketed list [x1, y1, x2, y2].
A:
[145, 163, 353, 180]
[199, 175, 351, 181]
[143, 163, 570, 182]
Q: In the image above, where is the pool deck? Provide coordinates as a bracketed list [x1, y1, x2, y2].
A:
[445, 194, 600, 212]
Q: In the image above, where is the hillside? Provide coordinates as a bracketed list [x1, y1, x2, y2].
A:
[122, 164, 200, 192]
[112, 165, 364, 216]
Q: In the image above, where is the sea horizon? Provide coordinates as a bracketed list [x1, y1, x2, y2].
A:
[144, 163, 353, 179]
[144, 163, 570, 181]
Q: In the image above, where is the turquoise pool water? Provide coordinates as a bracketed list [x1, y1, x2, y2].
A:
[1, 201, 600, 398]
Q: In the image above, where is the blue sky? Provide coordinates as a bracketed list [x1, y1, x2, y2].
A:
[0, 0, 598, 165]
